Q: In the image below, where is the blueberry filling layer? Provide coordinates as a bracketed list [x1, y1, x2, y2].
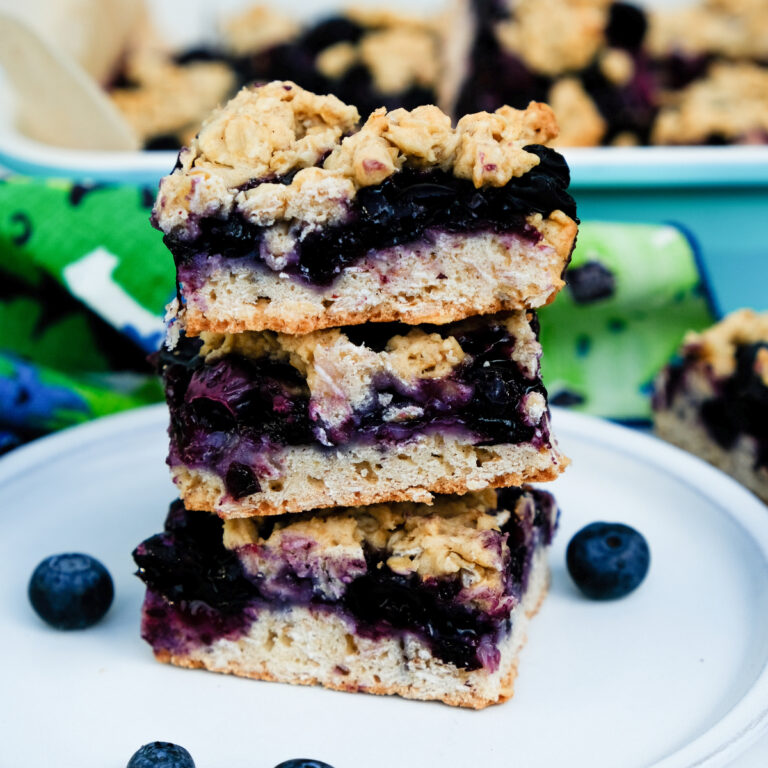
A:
[160, 319, 550, 499]
[699, 343, 768, 468]
[163, 149, 576, 287]
[657, 342, 768, 469]
[133, 490, 557, 670]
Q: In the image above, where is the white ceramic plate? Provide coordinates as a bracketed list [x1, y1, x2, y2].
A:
[1, 405, 768, 768]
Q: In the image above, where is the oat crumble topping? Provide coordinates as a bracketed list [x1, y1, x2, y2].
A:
[221, 6, 299, 56]
[548, 78, 607, 147]
[110, 51, 235, 146]
[495, 0, 612, 77]
[652, 63, 768, 145]
[680, 309, 768, 378]
[648, 0, 768, 60]
[222, 488, 527, 593]
[154, 81, 561, 236]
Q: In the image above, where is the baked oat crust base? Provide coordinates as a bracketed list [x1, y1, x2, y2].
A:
[655, 408, 768, 505]
[177, 216, 577, 336]
[171, 434, 568, 518]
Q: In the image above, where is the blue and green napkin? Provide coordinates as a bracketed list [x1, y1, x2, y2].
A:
[0, 176, 715, 452]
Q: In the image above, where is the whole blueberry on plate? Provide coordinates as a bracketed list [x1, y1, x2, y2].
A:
[127, 742, 195, 768]
[566, 522, 650, 600]
[274, 760, 335, 768]
[28, 553, 114, 629]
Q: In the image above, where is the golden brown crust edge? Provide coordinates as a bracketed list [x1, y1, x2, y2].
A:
[153, 651, 516, 709]
[173, 460, 568, 519]
[182, 295, 539, 337]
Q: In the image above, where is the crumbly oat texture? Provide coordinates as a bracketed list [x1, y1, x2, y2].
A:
[223, 487, 542, 604]
[155, 82, 360, 228]
[652, 63, 768, 145]
[175, 223, 576, 335]
[171, 432, 567, 518]
[147, 545, 550, 708]
[198, 311, 540, 433]
[110, 50, 235, 147]
[648, 0, 768, 60]
[675, 309, 768, 379]
[221, 6, 299, 56]
[153, 81, 561, 235]
[548, 78, 607, 147]
[315, 21, 439, 96]
[495, 0, 613, 77]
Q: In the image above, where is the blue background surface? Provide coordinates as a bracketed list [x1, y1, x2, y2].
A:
[573, 186, 768, 317]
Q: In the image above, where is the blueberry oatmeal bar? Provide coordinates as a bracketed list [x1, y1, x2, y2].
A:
[153, 81, 577, 336]
[653, 310, 768, 503]
[133, 486, 558, 708]
[160, 311, 566, 517]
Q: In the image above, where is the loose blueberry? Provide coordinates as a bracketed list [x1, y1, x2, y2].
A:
[127, 742, 195, 768]
[274, 761, 335, 768]
[28, 553, 114, 629]
[566, 522, 650, 600]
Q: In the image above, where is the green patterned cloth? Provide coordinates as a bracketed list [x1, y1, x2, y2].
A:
[0, 177, 171, 451]
[540, 221, 714, 420]
[0, 177, 715, 452]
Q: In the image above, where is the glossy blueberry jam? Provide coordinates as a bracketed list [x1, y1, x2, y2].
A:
[133, 490, 557, 670]
[159, 337, 311, 499]
[164, 149, 576, 287]
[160, 319, 550, 499]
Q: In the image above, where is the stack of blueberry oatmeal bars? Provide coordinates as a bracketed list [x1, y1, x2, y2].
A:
[133, 81, 578, 708]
